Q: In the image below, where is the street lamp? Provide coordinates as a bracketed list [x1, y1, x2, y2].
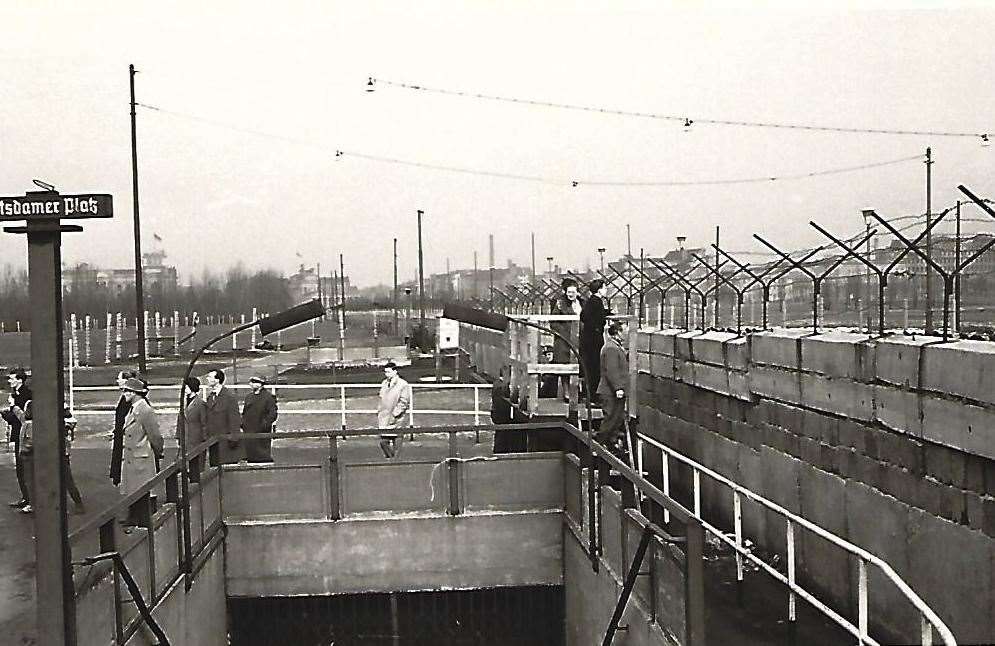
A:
[175, 299, 324, 575]
[597, 248, 606, 271]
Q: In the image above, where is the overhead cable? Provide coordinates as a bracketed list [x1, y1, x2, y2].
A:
[136, 102, 922, 188]
[371, 77, 992, 140]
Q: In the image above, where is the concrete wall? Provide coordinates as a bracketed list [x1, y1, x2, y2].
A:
[636, 328, 995, 644]
[224, 453, 566, 597]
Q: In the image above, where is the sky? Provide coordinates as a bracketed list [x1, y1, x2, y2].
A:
[1, 1, 993, 287]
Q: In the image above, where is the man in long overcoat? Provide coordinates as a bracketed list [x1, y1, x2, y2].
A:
[203, 369, 243, 465]
[596, 319, 629, 450]
[120, 378, 164, 497]
[242, 375, 278, 463]
[179, 376, 207, 477]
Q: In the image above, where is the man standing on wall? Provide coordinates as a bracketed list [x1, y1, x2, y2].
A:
[377, 362, 410, 458]
[203, 369, 243, 465]
[596, 319, 629, 456]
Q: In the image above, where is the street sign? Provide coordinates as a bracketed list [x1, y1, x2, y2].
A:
[0, 192, 113, 220]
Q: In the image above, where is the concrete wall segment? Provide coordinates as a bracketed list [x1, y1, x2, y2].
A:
[920, 395, 995, 461]
[799, 332, 873, 380]
[750, 329, 807, 369]
[920, 340, 995, 406]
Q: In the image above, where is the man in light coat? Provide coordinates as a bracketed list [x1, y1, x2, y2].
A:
[120, 378, 164, 498]
[242, 375, 278, 463]
[377, 362, 410, 458]
[203, 369, 243, 465]
[596, 319, 629, 451]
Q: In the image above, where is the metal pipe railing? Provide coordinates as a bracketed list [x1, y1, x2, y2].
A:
[636, 432, 956, 646]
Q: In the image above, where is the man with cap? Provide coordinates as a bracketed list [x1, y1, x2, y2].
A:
[241, 375, 278, 463]
[377, 361, 410, 458]
[120, 378, 164, 498]
[203, 369, 243, 465]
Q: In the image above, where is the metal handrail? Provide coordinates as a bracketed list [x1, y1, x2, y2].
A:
[636, 432, 956, 646]
[68, 382, 493, 424]
[74, 551, 170, 645]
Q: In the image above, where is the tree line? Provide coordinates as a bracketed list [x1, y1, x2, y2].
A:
[0, 263, 293, 331]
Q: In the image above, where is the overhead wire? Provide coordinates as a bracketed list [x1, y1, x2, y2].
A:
[372, 77, 992, 140]
[136, 102, 923, 188]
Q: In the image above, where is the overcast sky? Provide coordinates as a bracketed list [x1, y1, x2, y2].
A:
[1, 1, 992, 287]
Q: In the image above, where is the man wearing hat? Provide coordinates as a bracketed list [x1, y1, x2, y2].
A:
[241, 375, 278, 463]
[203, 369, 243, 465]
[120, 378, 164, 497]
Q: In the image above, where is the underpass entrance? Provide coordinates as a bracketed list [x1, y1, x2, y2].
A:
[228, 586, 564, 646]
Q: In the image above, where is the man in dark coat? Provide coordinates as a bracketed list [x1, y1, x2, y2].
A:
[596, 319, 629, 449]
[4, 369, 32, 509]
[203, 369, 243, 465]
[491, 367, 524, 454]
[241, 375, 278, 463]
[580, 279, 610, 400]
[109, 370, 138, 486]
[179, 376, 207, 478]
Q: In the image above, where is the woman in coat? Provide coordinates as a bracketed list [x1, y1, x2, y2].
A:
[549, 278, 584, 364]
[580, 279, 610, 399]
[120, 378, 164, 497]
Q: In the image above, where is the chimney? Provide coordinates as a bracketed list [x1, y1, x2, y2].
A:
[489, 234, 495, 268]
[676, 236, 686, 250]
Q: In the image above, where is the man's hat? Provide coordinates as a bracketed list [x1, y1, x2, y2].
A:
[122, 377, 148, 393]
[248, 375, 267, 384]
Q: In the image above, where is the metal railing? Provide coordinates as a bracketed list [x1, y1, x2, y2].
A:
[69, 435, 225, 646]
[634, 431, 956, 646]
[68, 382, 492, 428]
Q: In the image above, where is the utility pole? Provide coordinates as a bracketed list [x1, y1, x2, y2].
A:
[530, 232, 536, 279]
[338, 258, 346, 361]
[130, 64, 147, 373]
[712, 226, 720, 327]
[393, 237, 398, 336]
[627, 223, 632, 259]
[925, 147, 934, 333]
[864, 211, 872, 332]
[955, 200, 962, 333]
[417, 210, 425, 328]
[473, 250, 478, 299]
[316, 262, 322, 314]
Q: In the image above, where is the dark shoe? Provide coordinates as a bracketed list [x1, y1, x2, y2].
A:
[8, 499, 27, 508]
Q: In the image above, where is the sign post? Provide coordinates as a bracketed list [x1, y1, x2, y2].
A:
[2, 187, 113, 646]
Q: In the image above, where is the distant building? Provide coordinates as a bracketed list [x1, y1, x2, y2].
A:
[62, 249, 178, 295]
[288, 265, 355, 308]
